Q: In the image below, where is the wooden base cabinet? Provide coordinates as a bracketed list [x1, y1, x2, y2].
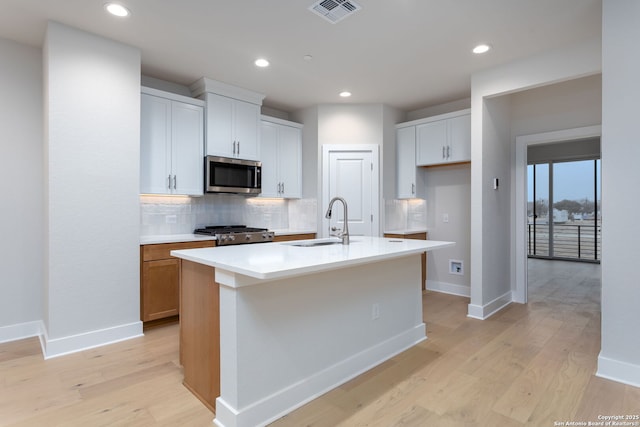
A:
[272, 233, 316, 242]
[140, 241, 215, 325]
[384, 232, 428, 290]
[180, 260, 219, 413]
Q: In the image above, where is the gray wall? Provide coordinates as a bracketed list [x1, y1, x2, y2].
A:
[43, 22, 142, 356]
[0, 38, 43, 339]
[599, 0, 640, 386]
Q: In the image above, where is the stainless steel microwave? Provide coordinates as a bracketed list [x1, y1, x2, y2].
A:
[205, 156, 262, 194]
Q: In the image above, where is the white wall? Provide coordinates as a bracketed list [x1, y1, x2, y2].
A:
[317, 104, 384, 146]
[424, 164, 471, 296]
[598, 0, 640, 387]
[0, 38, 43, 341]
[469, 38, 601, 319]
[510, 74, 602, 137]
[43, 22, 142, 357]
[295, 104, 402, 235]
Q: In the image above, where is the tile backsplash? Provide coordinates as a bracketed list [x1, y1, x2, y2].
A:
[140, 195, 317, 235]
[384, 198, 427, 231]
[140, 194, 424, 236]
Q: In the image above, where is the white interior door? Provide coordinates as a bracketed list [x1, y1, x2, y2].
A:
[322, 145, 379, 237]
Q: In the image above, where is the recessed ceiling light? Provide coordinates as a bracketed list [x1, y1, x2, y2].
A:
[104, 3, 130, 17]
[303, 54, 313, 61]
[254, 58, 270, 68]
[339, 91, 352, 98]
[472, 44, 491, 54]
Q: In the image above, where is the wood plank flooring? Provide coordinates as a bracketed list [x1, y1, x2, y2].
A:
[1, 259, 636, 426]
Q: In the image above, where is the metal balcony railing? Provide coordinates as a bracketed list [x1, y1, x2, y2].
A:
[528, 222, 601, 262]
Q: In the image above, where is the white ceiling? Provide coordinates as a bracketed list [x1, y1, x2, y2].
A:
[0, 0, 602, 113]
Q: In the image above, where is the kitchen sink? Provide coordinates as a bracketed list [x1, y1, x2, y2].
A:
[283, 238, 345, 247]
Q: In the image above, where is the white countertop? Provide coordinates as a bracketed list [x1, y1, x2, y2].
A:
[171, 236, 454, 281]
[140, 234, 217, 245]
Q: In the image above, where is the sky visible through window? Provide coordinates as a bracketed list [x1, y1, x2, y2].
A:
[528, 159, 601, 202]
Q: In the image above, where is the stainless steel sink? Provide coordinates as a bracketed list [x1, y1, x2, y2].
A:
[283, 238, 344, 247]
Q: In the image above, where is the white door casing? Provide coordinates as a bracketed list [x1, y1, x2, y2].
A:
[322, 145, 380, 238]
[513, 125, 601, 304]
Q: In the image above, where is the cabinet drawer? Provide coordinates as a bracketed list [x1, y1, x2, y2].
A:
[142, 240, 215, 261]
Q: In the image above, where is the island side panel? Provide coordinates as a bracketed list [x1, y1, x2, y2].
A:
[180, 259, 220, 413]
[215, 254, 423, 427]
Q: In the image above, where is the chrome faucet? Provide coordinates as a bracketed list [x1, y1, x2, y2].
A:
[325, 196, 350, 245]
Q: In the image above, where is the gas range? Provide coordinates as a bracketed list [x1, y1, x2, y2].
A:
[194, 225, 274, 246]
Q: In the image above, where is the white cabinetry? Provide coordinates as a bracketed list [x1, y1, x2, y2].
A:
[260, 117, 302, 198]
[396, 126, 417, 199]
[140, 87, 204, 196]
[190, 77, 266, 162]
[415, 109, 470, 166]
[204, 93, 260, 160]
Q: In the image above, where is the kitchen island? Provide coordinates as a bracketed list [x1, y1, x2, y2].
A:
[171, 236, 454, 427]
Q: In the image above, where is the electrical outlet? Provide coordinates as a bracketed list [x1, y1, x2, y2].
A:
[166, 215, 177, 224]
[371, 303, 380, 320]
[443, 213, 449, 223]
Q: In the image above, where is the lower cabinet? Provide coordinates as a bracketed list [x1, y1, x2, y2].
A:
[384, 232, 428, 291]
[272, 233, 316, 242]
[180, 260, 220, 412]
[140, 240, 215, 325]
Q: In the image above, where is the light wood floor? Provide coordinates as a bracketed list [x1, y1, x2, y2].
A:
[1, 259, 637, 426]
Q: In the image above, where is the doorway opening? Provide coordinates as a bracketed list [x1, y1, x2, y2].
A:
[514, 126, 601, 304]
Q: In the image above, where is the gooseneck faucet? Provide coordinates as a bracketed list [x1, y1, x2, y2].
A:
[325, 196, 350, 245]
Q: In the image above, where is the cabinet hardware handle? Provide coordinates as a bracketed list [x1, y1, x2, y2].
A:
[278, 183, 281, 193]
[233, 141, 236, 155]
[173, 175, 177, 190]
[412, 183, 415, 194]
[282, 182, 285, 194]
[168, 174, 172, 189]
[447, 145, 450, 159]
[237, 141, 240, 155]
[442, 146, 445, 159]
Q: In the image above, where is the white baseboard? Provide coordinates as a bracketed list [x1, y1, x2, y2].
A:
[467, 291, 512, 320]
[0, 320, 43, 344]
[214, 324, 426, 427]
[597, 353, 640, 388]
[42, 321, 143, 359]
[426, 280, 471, 297]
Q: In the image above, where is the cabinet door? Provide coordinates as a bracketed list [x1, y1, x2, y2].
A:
[141, 94, 172, 194]
[278, 125, 302, 198]
[141, 258, 180, 321]
[447, 113, 471, 163]
[396, 126, 417, 199]
[205, 93, 234, 158]
[416, 120, 447, 166]
[171, 101, 204, 196]
[259, 122, 279, 197]
[233, 99, 260, 160]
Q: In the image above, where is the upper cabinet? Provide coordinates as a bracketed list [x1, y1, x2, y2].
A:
[260, 117, 303, 198]
[415, 109, 471, 166]
[140, 87, 204, 196]
[203, 93, 260, 160]
[396, 126, 417, 199]
[191, 78, 266, 162]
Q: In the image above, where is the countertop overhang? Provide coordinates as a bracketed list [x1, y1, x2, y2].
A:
[171, 236, 454, 283]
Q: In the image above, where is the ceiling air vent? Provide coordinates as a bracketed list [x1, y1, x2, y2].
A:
[309, 0, 362, 24]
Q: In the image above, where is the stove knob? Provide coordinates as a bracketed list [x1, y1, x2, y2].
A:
[220, 235, 227, 242]
[228, 235, 236, 241]
[262, 233, 268, 239]
[245, 234, 252, 241]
